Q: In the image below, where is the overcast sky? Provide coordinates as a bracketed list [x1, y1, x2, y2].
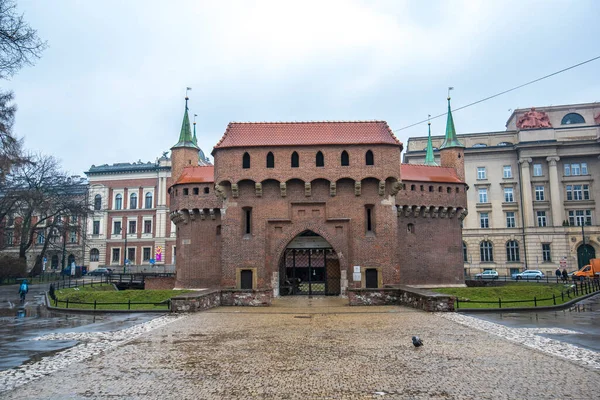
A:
[6, 0, 600, 175]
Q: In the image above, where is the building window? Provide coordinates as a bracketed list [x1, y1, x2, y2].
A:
[204, 187, 209, 194]
[243, 207, 252, 235]
[193, 188, 199, 195]
[341, 151, 349, 166]
[37, 231, 45, 244]
[113, 221, 122, 235]
[128, 221, 136, 234]
[242, 152, 250, 169]
[535, 186, 545, 201]
[115, 194, 122, 210]
[183, 188, 189, 195]
[479, 212, 489, 228]
[463, 241, 468, 262]
[316, 151, 324, 167]
[478, 188, 488, 203]
[129, 193, 137, 209]
[504, 187, 514, 203]
[536, 211, 547, 227]
[93, 221, 100, 235]
[566, 185, 589, 201]
[477, 167, 486, 180]
[266, 152, 275, 168]
[561, 113, 585, 125]
[69, 230, 77, 243]
[144, 220, 152, 234]
[503, 165, 512, 179]
[542, 244, 551, 262]
[90, 248, 100, 262]
[365, 150, 374, 166]
[145, 192, 153, 208]
[565, 162, 587, 176]
[291, 152, 299, 168]
[506, 212, 515, 228]
[127, 248, 136, 265]
[216, 225, 221, 235]
[5, 231, 13, 246]
[480, 241, 493, 262]
[506, 240, 520, 262]
[568, 210, 592, 226]
[365, 205, 374, 233]
[94, 194, 102, 210]
[533, 163, 542, 176]
[143, 247, 151, 262]
[112, 248, 120, 263]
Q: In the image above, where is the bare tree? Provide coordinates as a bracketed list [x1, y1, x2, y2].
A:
[1, 154, 90, 273]
[0, 0, 47, 177]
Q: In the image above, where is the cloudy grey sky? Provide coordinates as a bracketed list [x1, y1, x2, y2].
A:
[6, 0, 600, 175]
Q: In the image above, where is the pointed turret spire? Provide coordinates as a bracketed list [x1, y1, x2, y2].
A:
[424, 120, 438, 166]
[192, 115, 198, 146]
[439, 96, 464, 149]
[171, 96, 199, 149]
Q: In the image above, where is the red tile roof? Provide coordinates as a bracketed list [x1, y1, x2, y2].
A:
[213, 121, 402, 150]
[173, 166, 214, 185]
[401, 164, 463, 183]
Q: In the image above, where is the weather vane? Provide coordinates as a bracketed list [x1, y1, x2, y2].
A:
[194, 113, 198, 124]
[448, 86, 454, 98]
[186, 87, 192, 98]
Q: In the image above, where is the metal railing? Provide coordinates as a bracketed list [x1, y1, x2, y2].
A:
[50, 297, 170, 311]
[456, 279, 600, 309]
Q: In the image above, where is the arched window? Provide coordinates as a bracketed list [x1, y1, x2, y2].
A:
[266, 152, 274, 168]
[561, 113, 585, 125]
[291, 152, 299, 168]
[115, 194, 122, 210]
[506, 240, 520, 262]
[145, 192, 153, 209]
[341, 151, 349, 166]
[316, 151, 324, 167]
[94, 194, 102, 210]
[129, 193, 137, 209]
[242, 152, 250, 169]
[462, 241, 468, 262]
[407, 223, 415, 234]
[90, 248, 100, 262]
[480, 241, 494, 262]
[365, 150, 374, 166]
[472, 143, 487, 148]
[51, 255, 59, 269]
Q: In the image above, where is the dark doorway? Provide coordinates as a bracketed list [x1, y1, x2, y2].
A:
[240, 269, 253, 289]
[577, 244, 596, 269]
[365, 268, 378, 288]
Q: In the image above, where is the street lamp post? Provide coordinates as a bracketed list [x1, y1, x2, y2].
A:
[123, 231, 127, 274]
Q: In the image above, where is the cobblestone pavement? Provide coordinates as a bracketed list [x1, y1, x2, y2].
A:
[2, 297, 599, 400]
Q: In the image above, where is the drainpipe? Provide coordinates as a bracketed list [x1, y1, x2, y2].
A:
[517, 150, 528, 270]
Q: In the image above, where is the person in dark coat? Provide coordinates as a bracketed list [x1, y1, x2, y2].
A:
[555, 268, 561, 281]
[562, 268, 569, 283]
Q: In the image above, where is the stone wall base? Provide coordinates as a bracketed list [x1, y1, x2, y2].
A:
[347, 286, 455, 312]
[170, 288, 272, 312]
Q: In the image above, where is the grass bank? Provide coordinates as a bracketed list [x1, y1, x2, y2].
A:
[432, 282, 595, 309]
[52, 284, 192, 310]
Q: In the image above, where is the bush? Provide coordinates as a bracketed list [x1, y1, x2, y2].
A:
[0, 255, 27, 282]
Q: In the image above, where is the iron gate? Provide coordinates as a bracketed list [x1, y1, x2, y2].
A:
[280, 248, 340, 296]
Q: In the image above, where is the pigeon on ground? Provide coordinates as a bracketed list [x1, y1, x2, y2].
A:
[412, 336, 423, 347]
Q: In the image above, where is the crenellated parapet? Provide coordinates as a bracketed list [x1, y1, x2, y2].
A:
[396, 205, 467, 219]
[170, 208, 221, 225]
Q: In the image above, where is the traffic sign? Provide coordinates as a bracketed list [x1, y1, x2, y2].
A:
[149, 258, 156, 265]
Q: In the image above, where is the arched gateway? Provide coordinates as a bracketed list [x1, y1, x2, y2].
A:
[279, 230, 340, 296]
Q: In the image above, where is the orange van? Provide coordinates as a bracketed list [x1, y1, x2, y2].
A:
[573, 258, 600, 280]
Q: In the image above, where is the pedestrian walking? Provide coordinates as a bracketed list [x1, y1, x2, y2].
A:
[561, 268, 568, 283]
[18, 279, 29, 304]
[555, 268, 562, 282]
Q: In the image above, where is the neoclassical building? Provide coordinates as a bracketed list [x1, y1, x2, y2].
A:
[405, 102, 600, 277]
[169, 97, 468, 296]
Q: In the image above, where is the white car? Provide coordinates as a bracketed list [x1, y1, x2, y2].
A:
[512, 270, 545, 280]
[475, 270, 499, 280]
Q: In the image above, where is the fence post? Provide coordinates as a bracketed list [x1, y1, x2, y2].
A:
[456, 298, 459, 309]
[94, 300, 97, 310]
[553, 294, 556, 305]
[128, 299, 131, 310]
[66, 298, 69, 309]
[574, 284, 578, 296]
[498, 298, 502, 309]
[534, 297, 537, 307]
[55, 297, 58, 307]
[561, 292, 564, 302]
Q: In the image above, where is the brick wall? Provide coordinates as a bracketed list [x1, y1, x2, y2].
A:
[145, 276, 175, 290]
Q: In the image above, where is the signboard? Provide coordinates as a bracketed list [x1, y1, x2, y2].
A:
[353, 266, 361, 273]
[155, 246, 162, 262]
[559, 259, 567, 268]
[353, 272, 361, 282]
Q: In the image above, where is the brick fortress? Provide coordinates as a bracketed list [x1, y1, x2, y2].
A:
[169, 97, 468, 300]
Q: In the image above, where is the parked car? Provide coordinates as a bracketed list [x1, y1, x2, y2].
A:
[475, 270, 499, 280]
[88, 267, 112, 276]
[512, 270, 545, 280]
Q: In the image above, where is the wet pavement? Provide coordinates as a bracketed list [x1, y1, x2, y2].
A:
[470, 293, 600, 352]
[0, 282, 164, 371]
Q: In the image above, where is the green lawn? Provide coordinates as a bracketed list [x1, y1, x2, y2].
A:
[432, 282, 594, 309]
[52, 284, 192, 310]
